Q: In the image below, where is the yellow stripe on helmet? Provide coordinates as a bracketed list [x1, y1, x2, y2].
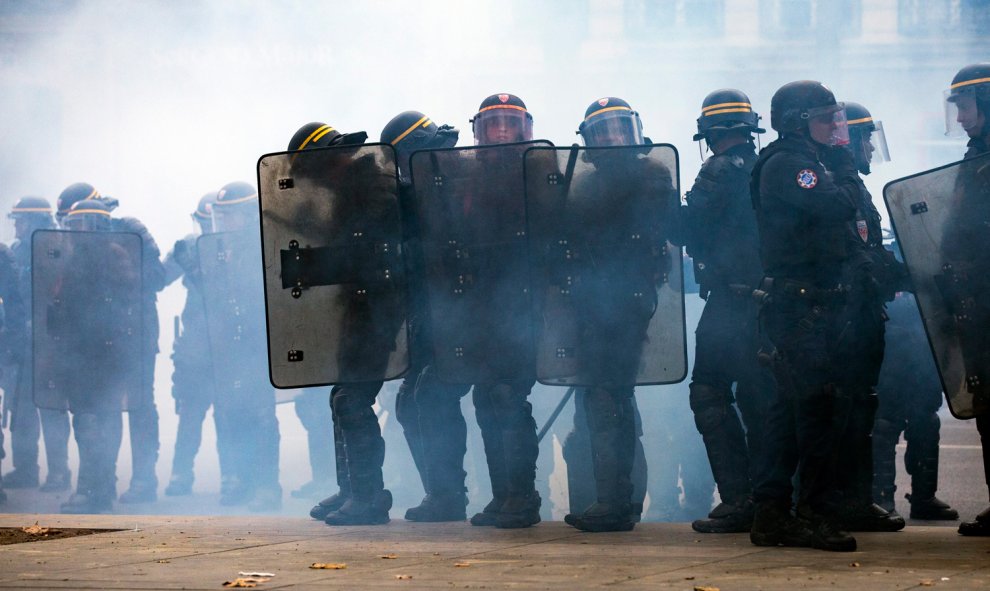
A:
[67, 208, 112, 217]
[847, 116, 874, 125]
[584, 105, 633, 122]
[391, 115, 431, 146]
[702, 101, 752, 114]
[215, 194, 258, 206]
[478, 104, 527, 114]
[950, 76, 990, 90]
[704, 107, 754, 116]
[297, 125, 335, 151]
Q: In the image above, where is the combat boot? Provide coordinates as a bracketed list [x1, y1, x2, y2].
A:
[958, 506, 990, 536]
[836, 502, 905, 532]
[496, 492, 541, 529]
[118, 479, 157, 504]
[405, 492, 468, 522]
[3, 468, 39, 489]
[40, 469, 72, 493]
[61, 489, 113, 514]
[750, 501, 814, 548]
[164, 472, 193, 497]
[310, 491, 349, 521]
[907, 494, 959, 520]
[291, 478, 333, 500]
[470, 497, 504, 527]
[324, 489, 392, 526]
[692, 498, 755, 533]
[565, 501, 635, 532]
[797, 506, 857, 552]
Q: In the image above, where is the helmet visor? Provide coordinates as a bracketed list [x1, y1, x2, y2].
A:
[212, 202, 258, 233]
[65, 214, 109, 232]
[473, 108, 533, 145]
[808, 107, 850, 146]
[580, 111, 644, 147]
[944, 87, 982, 137]
[867, 120, 890, 164]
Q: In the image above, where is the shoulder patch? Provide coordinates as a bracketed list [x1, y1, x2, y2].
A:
[796, 169, 818, 189]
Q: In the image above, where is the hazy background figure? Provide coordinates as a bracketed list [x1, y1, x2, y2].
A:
[289, 387, 335, 501]
[638, 260, 716, 522]
[162, 192, 219, 497]
[2, 197, 71, 493]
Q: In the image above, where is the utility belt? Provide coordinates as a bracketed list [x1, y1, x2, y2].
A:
[756, 277, 848, 305]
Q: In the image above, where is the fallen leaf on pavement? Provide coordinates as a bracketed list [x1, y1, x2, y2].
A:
[919, 580, 935, 587]
[694, 586, 720, 591]
[222, 577, 269, 588]
[310, 563, 347, 570]
[454, 562, 471, 567]
[238, 572, 275, 578]
[20, 523, 53, 535]
[381, 554, 398, 559]
[395, 574, 413, 580]
[850, 562, 860, 567]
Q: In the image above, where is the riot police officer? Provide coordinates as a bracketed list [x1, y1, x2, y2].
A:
[0, 240, 23, 502]
[58, 199, 134, 513]
[678, 89, 773, 534]
[942, 63, 990, 536]
[207, 181, 282, 511]
[162, 192, 219, 496]
[827, 101, 905, 532]
[380, 111, 472, 522]
[2, 197, 71, 492]
[463, 93, 542, 529]
[57, 183, 166, 504]
[749, 80, 862, 551]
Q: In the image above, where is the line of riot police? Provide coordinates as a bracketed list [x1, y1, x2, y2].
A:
[2, 63, 987, 551]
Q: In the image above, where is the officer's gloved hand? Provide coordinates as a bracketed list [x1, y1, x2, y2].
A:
[819, 145, 857, 175]
[172, 239, 197, 274]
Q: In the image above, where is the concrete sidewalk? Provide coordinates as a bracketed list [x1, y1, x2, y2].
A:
[0, 515, 987, 590]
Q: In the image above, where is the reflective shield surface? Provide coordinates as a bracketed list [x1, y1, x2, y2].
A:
[258, 143, 407, 388]
[409, 141, 551, 383]
[32, 230, 143, 411]
[524, 144, 687, 386]
[883, 152, 990, 419]
[199, 230, 274, 408]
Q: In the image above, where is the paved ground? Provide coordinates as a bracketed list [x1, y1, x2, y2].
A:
[0, 514, 988, 590]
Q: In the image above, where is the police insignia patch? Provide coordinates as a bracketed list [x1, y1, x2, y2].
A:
[498, 94, 510, 103]
[796, 169, 818, 189]
[598, 98, 609, 107]
[857, 219, 868, 242]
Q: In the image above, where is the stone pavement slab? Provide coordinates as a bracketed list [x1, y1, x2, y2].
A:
[0, 515, 987, 590]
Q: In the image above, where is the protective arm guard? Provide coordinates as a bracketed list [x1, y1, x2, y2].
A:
[114, 216, 166, 294]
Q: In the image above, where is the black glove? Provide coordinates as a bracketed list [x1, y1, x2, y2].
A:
[819, 145, 856, 174]
[173, 239, 197, 275]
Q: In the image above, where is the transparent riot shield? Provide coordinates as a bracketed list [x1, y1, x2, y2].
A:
[198, 231, 274, 409]
[409, 141, 552, 383]
[258, 143, 408, 389]
[523, 144, 687, 386]
[883, 152, 990, 419]
[32, 230, 143, 412]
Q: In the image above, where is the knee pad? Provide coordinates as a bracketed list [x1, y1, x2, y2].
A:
[905, 412, 940, 444]
[689, 384, 731, 434]
[585, 388, 633, 433]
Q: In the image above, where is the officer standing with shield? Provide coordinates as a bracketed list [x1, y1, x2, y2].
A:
[380, 111, 473, 522]
[749, 81, 861, 552]
[409, 94, 545, 528]
[679, 90, 773, 534]
[525, 98, 681, 532]
[941, 63, 990, 536]
[47, 199, 143, 513]
[2, 197, 71, 493]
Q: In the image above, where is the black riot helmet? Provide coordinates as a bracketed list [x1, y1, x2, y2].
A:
[9, 196, 56, 241]
[56, 182, 100, 223]
[64, 198, 114, 232]
[578, 97, 644, 147]
[192, 191, 217, 234]
[212, 181, 258, 232]
[287, 122, 369, 152]
[844, 101, 890, 175]
[944, 63, 990, 138]
[381, 110, 459, 180]
[471, 93, 534, 145]
[693, 89, 765, 141]
[770, 80, 849, 146]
